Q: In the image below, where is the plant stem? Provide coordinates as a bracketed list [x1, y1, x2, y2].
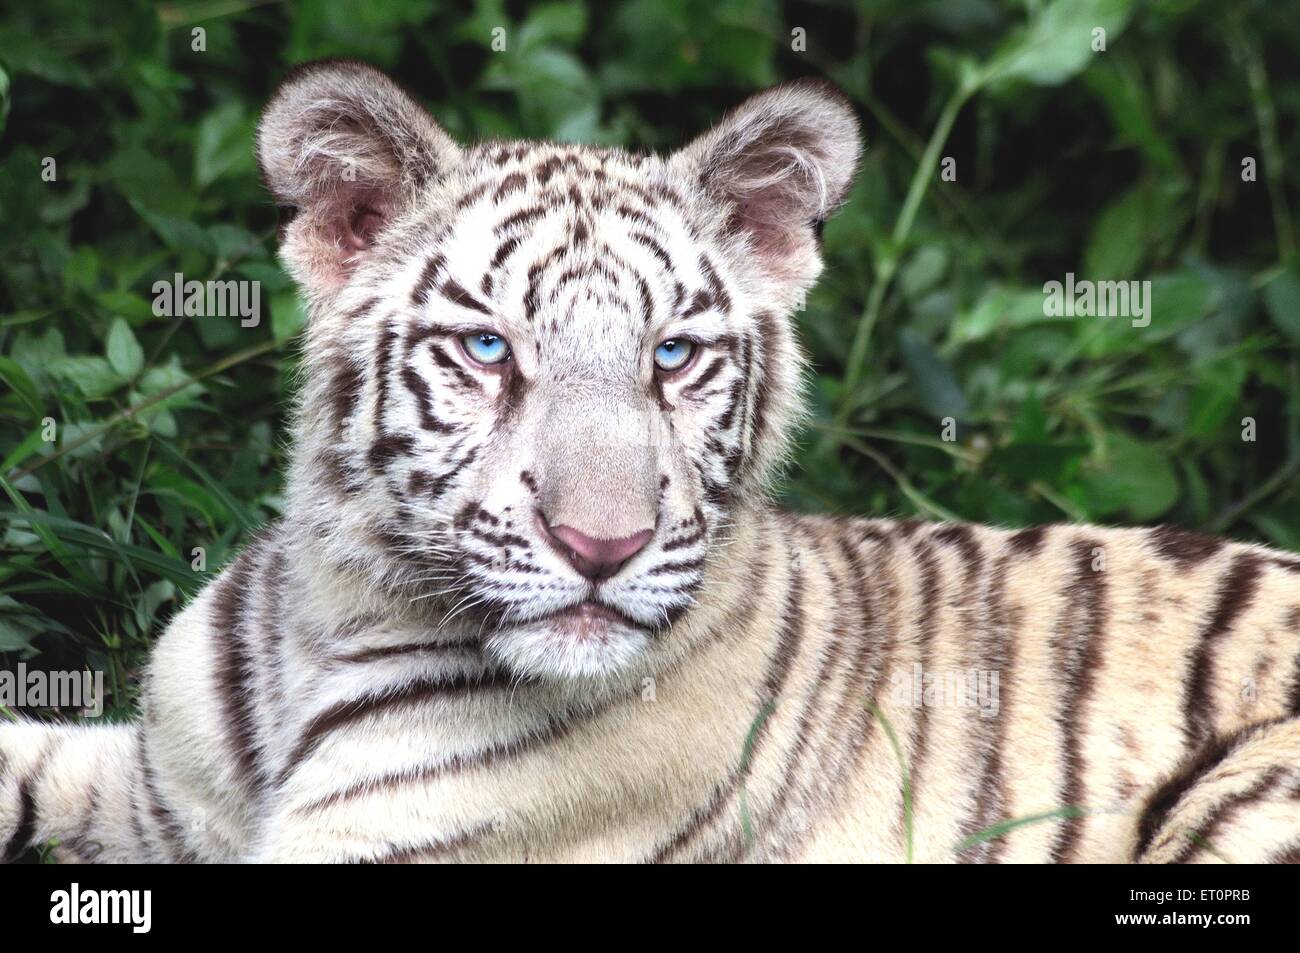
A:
[1206, 453, 1300, 534]
[838, 433, 963, 522]
[1231, 24, 1295, 261]
[841, 81, 975, 416]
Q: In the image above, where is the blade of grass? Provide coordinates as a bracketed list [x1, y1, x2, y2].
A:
[953, 806, 1087, 856]
[868, 703, 913, 863]
[739, 700, 776, 852]
[154, 437, 259, 533]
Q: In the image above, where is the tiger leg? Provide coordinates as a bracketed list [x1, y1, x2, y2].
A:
[0, 720, 141, 863]
[1133, 718, 1300, 864]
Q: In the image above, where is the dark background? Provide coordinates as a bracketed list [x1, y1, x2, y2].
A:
[0, 0, 1297, 720]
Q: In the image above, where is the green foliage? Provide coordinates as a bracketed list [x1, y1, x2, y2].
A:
[1, 0, 1298, 715]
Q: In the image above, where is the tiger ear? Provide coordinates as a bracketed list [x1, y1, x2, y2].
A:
[257, 59, 461, 293]
[671, 79, 861, 292]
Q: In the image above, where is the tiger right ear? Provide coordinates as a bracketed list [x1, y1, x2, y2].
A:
[257, 59, 461, 294]
[670, 79, 861, 296]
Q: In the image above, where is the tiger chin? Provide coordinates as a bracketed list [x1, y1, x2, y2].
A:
[3, 59, 1299, 865]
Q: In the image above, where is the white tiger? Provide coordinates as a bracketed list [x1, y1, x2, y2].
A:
[3, 59, 1299, 864]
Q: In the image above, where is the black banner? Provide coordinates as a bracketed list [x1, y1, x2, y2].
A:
[0, 863, 1287, 940]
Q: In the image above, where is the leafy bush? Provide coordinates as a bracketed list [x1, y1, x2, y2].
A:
[1, 0, 1297, 715]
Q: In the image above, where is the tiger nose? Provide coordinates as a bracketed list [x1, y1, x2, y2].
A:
[536, 513, 653, 581]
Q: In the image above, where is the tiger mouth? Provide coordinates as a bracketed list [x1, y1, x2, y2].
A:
[537, 600, 642, 637]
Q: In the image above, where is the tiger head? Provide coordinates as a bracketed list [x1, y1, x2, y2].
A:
[258, 59, 860, 679]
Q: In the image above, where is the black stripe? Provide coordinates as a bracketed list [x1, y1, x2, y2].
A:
[1150, 524, 1225, 567]
[682, 356, 726, 397]
[492, 171, 526, 202]
[260, 546, 289, 718]
[411, 255, 445, 305]
[1174, 766, 1288, 863]
[745, 315, 776, 482]
[453, 181, 490, 209]
[368, 317, 400, 469]
[1134, 716, 1285, 859]
[128, 736, 151, 859]
[962, 548, 1017, 863]
[400, 365, 458, 434]
[646, 557, 704, 576]
[699, 254, 732, 313]
[276, 670, 516, 788]
[495, 205, 547, 235]
[2, 775, 37, 863]
[901, 540, 942, 848]
[355, 822, 494, 864]
[440, 279, 492, 315]
[829, 527, 896, 795]
[1184, 554, 1263, 749]
[427, 343, 479, 389]
[331, 640, 485, 666]
[293, 685, 628, 818]
[213, 550, 266, 795]
[630, 230, 674, 272]
[680, 289, 714, 319]
[366, 432, 416, 472]
[1048, 538, 1108, 863]
[140, 731, 192, 863]
[323, 351, 365, 439]
[489, 235, 522, 270]
[1007, 525, 1047, 555]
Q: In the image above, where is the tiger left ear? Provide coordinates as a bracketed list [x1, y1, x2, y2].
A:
[670, 79, 861, 292]
[257, 59, 461, 295]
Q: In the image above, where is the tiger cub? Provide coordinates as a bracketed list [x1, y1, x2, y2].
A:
[3, 60, 1298, 864]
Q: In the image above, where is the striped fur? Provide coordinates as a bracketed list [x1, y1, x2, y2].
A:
[2, 62, 1298, 863]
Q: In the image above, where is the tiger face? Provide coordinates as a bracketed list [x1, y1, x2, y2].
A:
[258, 59, 860, 679]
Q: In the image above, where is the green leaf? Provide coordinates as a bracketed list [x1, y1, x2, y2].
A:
[898, 329, 969, 421]
[96, 290, 157, 325]
[900, 246, 949, 301]
[518, 1, 587, 52]
[271, 291, 309, 342]
[985, 0, 1135, 88]
[50, 355, 124, 398]
[989, 443, 1085, 483]
[130, 200, 217, 256]
[0, 616, 37, 651]
[1186, 359, 1247, 439]
[950, 286, 1060, 345]
[106, 318, 144, 380]
[134, 578, 176, 633]
[0, 356, 43, 418]
[1262, 268, 1300, 342]
[1080, 433, 1179, 521]
[63, 245, 99, 292]
[1083, 66, 1180, 174]
[1083, 182, 1180, 280]
[194, 102, 256, 188]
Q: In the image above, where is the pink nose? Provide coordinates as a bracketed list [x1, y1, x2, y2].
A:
[537, 514, 653, 581]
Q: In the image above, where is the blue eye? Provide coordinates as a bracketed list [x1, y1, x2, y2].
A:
[654, 338, 695, 373]
[461, 332, 511, 365]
